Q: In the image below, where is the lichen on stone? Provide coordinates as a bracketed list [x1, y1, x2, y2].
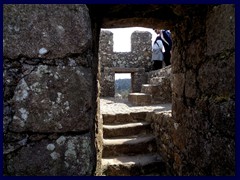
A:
[65, 140, 77, 159]
[15, 79, 29, 101]
[64, 101, 70, 110]
[47, 144, 55, 151]
[56, 92, 62, 104]
[56, 136, 66, 145]
[68, 58, 77, 66]
[50, 151, 60, 160]
[35, 65, 50, 78]
[38, 48, 48, 55]
[19, 108, 29, 121]
[30, 82, 41, 93]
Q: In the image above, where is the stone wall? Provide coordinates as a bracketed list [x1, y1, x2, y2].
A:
[170, 4, 235, 175]
[147, 112, 175, 175]
[3, 4, 96, 175]
[147, 66, 172, 103]
[99, 30, 152, 97]
[3, 4, 235, 176]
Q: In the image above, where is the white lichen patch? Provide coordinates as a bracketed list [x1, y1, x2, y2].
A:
[45, 112, 54, 122]
[56, 123, 63, 130]
[68, 58, 77, 66]
[54, 72, 60, 80]
[39, 48, 48, 55]
[50, 151, 60, 160]
[57, 25, 65, 30]
[42, 32, 48, 37]
[105, 75, 113, 81]
[57, 92, 62, 104]
[14, 26, 20, 32]
[13, 115, 25, 127]
[30, 82, 41, 93]
[76, 70, 81, 76]
[8, 25, 13, 30]
[64, 161, 69, 168]
[18, 136, 28, 146]
[174, 123, 179, 130]
[36, 65, 51, 78]
[64, 101, 70, 110]
[65, 140, 77, 159]
[15, 79, 29, 101]
[56, 136, 66, 146]
[19, 108, 29, 121]
[47, 144, 55, 151]
[57, 25, 65, 34]
[64, 78, 69, 83]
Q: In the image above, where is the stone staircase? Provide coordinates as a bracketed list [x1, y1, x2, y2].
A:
[101, 112, 165, 176]
[128, 66, 172, 106]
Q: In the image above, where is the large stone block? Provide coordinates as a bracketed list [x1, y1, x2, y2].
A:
[10, 65, 93, 132]
[128, 93, 152, 106]
[197, 54, 235, 96]
[206, 5, 235, 55]
[4, 134, 94, 175]
[3, 4, 91, 59]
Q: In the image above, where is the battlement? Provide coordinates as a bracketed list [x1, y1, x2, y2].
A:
[99, 30, 152, 72]
[99, 30, 153, 97]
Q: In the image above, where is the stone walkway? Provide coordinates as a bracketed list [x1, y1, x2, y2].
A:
[100, 97, 172, 115]
[100, 97, 171, 176]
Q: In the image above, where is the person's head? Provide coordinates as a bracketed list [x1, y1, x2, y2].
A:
[154, 29, 161, 34]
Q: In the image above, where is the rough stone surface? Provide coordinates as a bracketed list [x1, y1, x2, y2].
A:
[206, 5, 235, 56]
[170, 4, 235, 175]
[149, 112, 175, 175]
[3, 4, 91, 59]
[147, 66, 172, 103]
[100, 98, 169, 176]
[3, 4, 235, 176]
[128, 93, 152, 106]
[3, 4, 96, 176]
[9, 64, 92, 132]
[4, 134, 94, 176]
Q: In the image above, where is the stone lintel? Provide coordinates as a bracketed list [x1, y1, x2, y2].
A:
[111, 67, 145, 73]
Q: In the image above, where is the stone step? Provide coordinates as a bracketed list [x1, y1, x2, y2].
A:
[102, 112, 147, 125]
[141, 84, 159, 95]
[102, 154, 165, 176]
[102, 135, 157, 157]
[103, 121, 151, 138]
[128, 93, 152, 106]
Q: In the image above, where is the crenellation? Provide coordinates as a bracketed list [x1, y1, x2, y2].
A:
[99, 30, 152, 97]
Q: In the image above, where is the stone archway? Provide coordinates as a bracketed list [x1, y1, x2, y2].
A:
[90, 4, 235, 176]
[3, 4, 235, 176]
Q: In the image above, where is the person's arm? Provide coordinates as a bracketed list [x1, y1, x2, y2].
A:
[156, 40, 165, 53]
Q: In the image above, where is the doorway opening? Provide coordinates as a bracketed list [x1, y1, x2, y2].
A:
[114, 73, 131, 99]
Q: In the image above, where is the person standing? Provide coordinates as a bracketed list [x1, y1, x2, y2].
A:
[152, 29, 165, 70]
[160, 29, 172, 66]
